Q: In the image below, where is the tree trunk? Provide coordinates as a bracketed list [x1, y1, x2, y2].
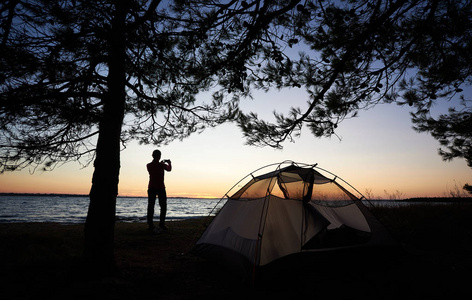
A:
[83, 2, 126, 273]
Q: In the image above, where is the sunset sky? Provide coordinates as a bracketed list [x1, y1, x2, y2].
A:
[2, 5, 470, 201]
[0, 87, 470, 199]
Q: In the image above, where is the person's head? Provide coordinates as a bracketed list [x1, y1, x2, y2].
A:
[152, 150, 161, 160]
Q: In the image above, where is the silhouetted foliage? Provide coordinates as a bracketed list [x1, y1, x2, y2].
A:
[0, 0, 307, 270]
[2, 0, 472, 267]
[238, 0, 472, 153]
[465, 184, 472, 195]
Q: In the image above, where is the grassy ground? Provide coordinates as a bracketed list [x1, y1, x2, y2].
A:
[1, 202, 472, 299]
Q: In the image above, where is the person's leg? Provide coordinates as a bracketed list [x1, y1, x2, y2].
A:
[147, 188, 157, 230]
[157, 189, 168, 230]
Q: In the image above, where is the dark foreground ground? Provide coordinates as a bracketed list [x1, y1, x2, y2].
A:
[1, 202, 472, 299]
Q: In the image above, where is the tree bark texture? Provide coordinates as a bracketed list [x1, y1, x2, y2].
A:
[83, 2, 127, 272]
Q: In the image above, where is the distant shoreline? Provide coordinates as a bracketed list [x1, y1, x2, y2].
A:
[0, 192, 470, 202]
[402, 197, 472, 202]
[0, 192, 90, 197]
[0, 192, 219, 199]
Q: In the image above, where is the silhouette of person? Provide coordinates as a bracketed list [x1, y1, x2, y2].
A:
[147, 150, 172, 232]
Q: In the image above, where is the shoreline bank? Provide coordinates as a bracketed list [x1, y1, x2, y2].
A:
[1, 205, 472, 299]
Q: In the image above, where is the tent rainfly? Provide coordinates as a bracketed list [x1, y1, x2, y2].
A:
[194, 161, 394, 273]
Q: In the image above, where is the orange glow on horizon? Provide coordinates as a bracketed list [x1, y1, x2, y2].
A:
[0, 164, 469, 199]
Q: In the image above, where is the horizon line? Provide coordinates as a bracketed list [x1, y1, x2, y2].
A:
[1, 192, 471, 202]
[0, 192, 220, 199]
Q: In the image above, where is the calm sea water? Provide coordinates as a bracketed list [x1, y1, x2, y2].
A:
[0, 195, 224, 224]
[0, 194, 459, 224]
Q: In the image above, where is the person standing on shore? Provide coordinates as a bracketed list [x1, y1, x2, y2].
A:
[147, 150, 172, 232]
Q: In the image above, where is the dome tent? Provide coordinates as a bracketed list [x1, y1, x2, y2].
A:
[194, 161, 394, 276]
